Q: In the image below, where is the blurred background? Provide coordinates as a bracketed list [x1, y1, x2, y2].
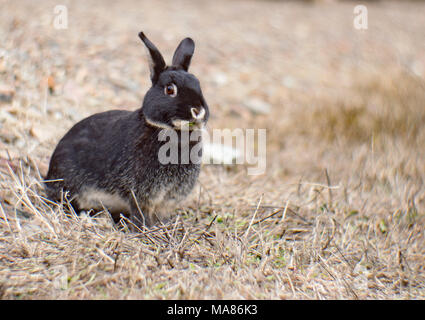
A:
[0, 0, 424, 299]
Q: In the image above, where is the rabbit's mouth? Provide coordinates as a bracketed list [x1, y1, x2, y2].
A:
[171, 119, 205, 131]
[171, 106, 207, 130]
[144, 116, 205, 131]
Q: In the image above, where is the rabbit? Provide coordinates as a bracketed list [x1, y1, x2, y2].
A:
[44, 32, 209, 228]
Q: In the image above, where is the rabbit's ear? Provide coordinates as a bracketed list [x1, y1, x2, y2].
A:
[172, 38, 195, 71]
[139, 32, 166, 83]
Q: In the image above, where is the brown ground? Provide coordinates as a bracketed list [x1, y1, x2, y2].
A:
[0, 0, 424, 299]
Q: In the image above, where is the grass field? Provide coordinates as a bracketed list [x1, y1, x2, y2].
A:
[1, 0, 424, 299]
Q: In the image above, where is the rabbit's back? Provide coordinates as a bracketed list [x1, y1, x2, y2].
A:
[45, 109, 137, 203]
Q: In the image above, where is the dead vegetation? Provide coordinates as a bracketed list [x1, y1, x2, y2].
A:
[293, 71, 425, 145]
[1, 0, 425, 299]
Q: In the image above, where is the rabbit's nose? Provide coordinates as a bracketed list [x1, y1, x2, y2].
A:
[191, 107, 206, 121]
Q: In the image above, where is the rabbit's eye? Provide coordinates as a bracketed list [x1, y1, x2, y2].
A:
[164, 83, 177, 97]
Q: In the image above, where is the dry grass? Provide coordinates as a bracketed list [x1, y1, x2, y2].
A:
[294, 71, 425, 145]
[1, 0, 425, 299]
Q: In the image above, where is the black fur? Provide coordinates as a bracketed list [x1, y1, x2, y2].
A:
[45, 32, 209, 228]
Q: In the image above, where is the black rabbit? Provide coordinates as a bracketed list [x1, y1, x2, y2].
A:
[45, 32, 209, 228]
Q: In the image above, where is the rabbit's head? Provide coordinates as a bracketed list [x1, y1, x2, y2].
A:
[139, 32, 209, 130]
